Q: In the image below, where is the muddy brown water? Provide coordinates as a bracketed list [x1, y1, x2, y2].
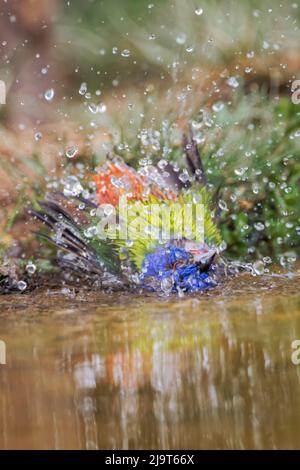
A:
[0, 271, 300, 449]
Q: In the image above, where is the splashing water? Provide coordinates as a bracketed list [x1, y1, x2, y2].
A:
[66, 146, 78, 159]
[44, 88, 55, 101]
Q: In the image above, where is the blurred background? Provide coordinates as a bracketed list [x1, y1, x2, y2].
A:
[1, 0, 299, 124]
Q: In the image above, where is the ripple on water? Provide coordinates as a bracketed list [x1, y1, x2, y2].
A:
[0, 270, 300, 449]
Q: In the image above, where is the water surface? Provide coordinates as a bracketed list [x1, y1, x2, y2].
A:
[0, 272, 300, 449]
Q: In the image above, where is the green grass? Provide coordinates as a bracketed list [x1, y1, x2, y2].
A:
[111, 91, 300, 264]
[204, 94, 300, 262]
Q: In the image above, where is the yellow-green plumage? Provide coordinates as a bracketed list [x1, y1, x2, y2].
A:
[113, 186, 221, 270]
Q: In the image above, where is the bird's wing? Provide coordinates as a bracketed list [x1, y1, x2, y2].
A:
[30, 192, 120, 276]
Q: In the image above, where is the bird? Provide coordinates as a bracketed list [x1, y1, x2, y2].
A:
[31, 131, 223, 294]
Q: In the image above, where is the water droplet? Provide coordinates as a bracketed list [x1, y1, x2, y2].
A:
[212, 101, 224, 112]
[88, 103, 98, 114]
[110, 176, 124, 188]
[121, 49, 131, 58]
[84, 226, 98, 238]
[234, 167, 247, 176]
[186, 46, 194, 53]
[44, 88, 54, 101]
[103, 204, 114, 216]
[61, 287, 71, 296]
[195, 7, 203, 16]
[254, 222, 265, 231]
[158, 159, 168, 169]
[34, 132, 42, 141]
[66, 145, 78, 159]
[252, 260, 264, 276]
[287, 252, 297, 264]
[17, 280, 27, 291]
[98, 103, 107, 113]
[219, 241, 227, 252]
[176, 33, 186, 45]
[191, 119, 202, 130]
[161, 276, 174, 293]
[63, 176, 83, 197]
[193, 131, 205, 144]
[178, 170, 190, 184]
[218, 199, 228, 211]
[177, 286, 185, 298]
[26, 262, 36, 275]
[227, 76, 239, 88]
[79, 82, 87, 95]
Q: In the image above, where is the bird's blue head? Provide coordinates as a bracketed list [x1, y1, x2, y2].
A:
[140, 243, 217, 293]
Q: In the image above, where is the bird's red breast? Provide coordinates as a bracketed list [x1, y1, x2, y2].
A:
[93, 160, 177, 206]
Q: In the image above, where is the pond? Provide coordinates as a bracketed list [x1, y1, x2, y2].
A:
[0, 271, 300, 449]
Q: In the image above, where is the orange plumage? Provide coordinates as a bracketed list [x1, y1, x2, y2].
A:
[93, 160, 177, 206]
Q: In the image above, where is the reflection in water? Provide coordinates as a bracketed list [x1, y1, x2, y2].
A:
[0, 272, 300, 449]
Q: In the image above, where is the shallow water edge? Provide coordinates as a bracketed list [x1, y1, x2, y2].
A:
[0, 272, 300, 449]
